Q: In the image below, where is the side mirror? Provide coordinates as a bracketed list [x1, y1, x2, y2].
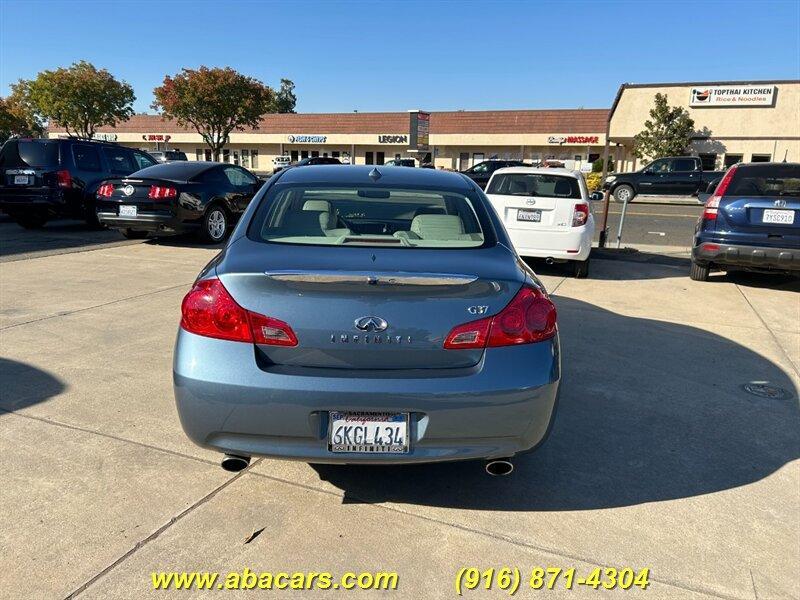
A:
[589, 191, 604, 201]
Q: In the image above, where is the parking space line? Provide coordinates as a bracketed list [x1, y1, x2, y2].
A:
[0, 282, 192, 331]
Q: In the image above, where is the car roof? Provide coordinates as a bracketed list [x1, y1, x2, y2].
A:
[131, 161, 222, 180]
[277, 164, 473, 189]
[491, 166, 583, 179]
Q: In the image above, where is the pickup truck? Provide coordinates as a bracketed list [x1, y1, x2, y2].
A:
[602, 156, 725, 203]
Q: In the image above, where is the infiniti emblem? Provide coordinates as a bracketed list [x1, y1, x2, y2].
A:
[774, 199, 787, 208]
[354, 316, 388, 332]
[121, 184, 135, 196]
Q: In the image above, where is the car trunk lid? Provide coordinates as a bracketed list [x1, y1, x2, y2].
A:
[218, 240, 524, 370]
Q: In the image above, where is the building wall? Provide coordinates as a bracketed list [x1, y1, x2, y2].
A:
[609, 81, 800, 171]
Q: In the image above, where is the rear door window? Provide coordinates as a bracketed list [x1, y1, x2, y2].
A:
[671, 158, 697, 172]
[101, 147, 136, 175]
[487, 173, 581, 199]
[727, 164, 800, 197]
[249, 185, 491, 249]
[72, 145, 102, 171]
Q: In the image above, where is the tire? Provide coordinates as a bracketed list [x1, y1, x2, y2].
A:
[613, 184, 635, 203]
[573, 258, 590, 279]
[83, 199, 104, 229]
[690, 260, 710, 282]
[12, 213, 48, 229]
[199, 205, 229, 243]
[121, 229, 149, 240]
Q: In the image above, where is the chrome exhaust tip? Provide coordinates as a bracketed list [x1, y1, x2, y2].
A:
[221, 454, 251, 472]
[485, 458, 514, 476]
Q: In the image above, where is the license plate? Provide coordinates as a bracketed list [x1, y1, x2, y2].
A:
[517, 209, 541, 222]
[763, 209, 795, 224]
[14, 175, 29, 185]
[328, 411, 409, 453]
[119, 205, 137, 217]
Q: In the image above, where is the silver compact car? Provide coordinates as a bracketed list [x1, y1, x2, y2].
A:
[174, 165, 560, 474]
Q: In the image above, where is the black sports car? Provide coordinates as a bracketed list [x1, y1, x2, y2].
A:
[95, 161, 263, 242]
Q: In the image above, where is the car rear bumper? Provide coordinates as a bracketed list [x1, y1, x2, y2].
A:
[506, 225, 593, 261]
[173, 329, 561, 464]
[96, 212, 196, 234]
[0, 189, 65, 212]
[693, 241, 800, 271]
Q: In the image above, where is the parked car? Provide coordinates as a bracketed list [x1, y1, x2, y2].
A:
[602, 156, 725, 203]
[149, 150, 188, 163]
[0, 137, 157, 228]
[690, 162, 800, 281]
[461, 160, 527, 189]
[272, 155, 291, 174]
[384, 158, 416, 167]
[485, 167, 594, 277]
[174, 165, 560, 475]
[95, 161, 262, 242]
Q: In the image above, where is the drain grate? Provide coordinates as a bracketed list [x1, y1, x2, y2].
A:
[742, 382, 790, 399]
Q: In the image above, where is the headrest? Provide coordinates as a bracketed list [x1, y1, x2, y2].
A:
[302, 200, 331, 212]
[410, 214, 465, 240]
[280, 211, 328, 236]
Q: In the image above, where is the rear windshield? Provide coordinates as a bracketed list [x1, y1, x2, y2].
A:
[727, 164, 800, 197]
[0, 140, 60, 168]
[487, 173, 581, 199]
[249, 184, 492, 248]
[165, 151, 187, 160]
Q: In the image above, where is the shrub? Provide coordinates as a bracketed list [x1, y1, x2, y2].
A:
[585, 172, 603, 192]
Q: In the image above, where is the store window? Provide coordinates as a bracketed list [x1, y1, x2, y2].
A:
[751, 154, 771, 163]
[311, 151, 319, 158]
[724, 154, 743, 168]
[332, 151, 340, 159]
[233, 150, 240, 166]
[365, 152, 374, 165]
[204, 149, 212, 161]
[222, 149, 230, 163]
[195, 149, 203, 161]
[251, 149, 258, 169]
[472, 152, 485, 166]
[699, 153, 717, 171]
[301, 150, 309, 160]
[376, 152, 385, 165]
[291, 150, 299, 162]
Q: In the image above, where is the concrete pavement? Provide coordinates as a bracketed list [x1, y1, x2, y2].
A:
[0, 239, 798, 599]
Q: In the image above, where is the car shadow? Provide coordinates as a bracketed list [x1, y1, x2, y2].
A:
[0, 218, 130, 259]
[0, 358, 66, 415]
[310, 296, 799, 511]
[145, 234, 224, 250]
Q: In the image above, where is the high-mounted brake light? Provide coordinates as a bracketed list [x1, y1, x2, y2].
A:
[180, 278, 297, 346]
[148, 185, 177, 200]
[56, 169, 72, 188]
[703, 165, 738, 221]
[572, 202, 589, 227]
[443, 286, 557, 349]
[97, 183, 114, 197]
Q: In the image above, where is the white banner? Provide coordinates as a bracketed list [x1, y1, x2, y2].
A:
[689, 85, 776, 107]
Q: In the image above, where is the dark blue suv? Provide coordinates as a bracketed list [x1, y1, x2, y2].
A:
[0, 137, 157, 229]
[691, 162, 800, 281]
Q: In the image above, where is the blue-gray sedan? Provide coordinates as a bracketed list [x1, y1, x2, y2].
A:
[174, 165, 560, 475]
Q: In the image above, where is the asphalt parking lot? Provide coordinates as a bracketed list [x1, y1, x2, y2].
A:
[1, 225, 798, 599]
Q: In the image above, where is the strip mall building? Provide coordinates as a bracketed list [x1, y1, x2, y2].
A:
[49, 79, 800, 174]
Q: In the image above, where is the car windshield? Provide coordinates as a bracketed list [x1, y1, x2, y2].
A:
[487, 173, 581, 199]
[250, 184, 489, 248]
[726, 164, 800, 197]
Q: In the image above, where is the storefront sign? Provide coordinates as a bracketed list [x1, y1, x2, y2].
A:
[287, 134, 327, 143]
[143, 134, 171, 142]
[690, 85, 776, 107]
[408, 111, 430, 152]
[378, 134, 408, 144]
[547, 135, 599, 145]
[94, 133, 118, 142]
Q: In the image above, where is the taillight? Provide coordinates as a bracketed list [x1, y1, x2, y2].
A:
[704, 165, 737, 221]
[572, 202, 589, 227]
[443, 286, 557, 349]
[97, 183, 114, 197]
[148, 185, 177, 200]
[56, 170, 72, 188]
[180, 278, 297, 346]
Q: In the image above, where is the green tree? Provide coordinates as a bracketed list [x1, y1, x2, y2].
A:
[0, 86, 45, 144]
[633, 93, 696, 161]
[152, 67, 275, 161]
[274, 78, 297, 113]
[16, 61, 134, 139]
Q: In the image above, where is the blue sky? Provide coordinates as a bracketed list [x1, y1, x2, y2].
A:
[1, 0, 798, 113]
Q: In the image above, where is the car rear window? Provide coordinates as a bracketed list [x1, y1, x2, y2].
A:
[727, 164, 800, 197]
[487, 173, 581, 199]
[249, 184, 492, 249]
[0, 140, 60, 168]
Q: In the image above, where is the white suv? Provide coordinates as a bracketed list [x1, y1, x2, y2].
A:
[484, 167, 594, 277]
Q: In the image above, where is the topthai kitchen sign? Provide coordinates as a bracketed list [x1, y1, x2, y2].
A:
[689, 85, 776, 107]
